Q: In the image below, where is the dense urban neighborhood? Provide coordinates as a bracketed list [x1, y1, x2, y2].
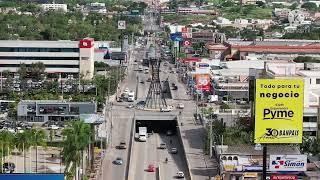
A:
[0, 0, 319, 180]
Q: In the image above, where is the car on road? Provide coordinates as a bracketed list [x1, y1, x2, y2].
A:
[171, 147, 178, 154]
[148, 164, 155, 172]
[166, 130, 173, 136]
[127, 104, 134, 109]
[118, 141, 127, 149]
[140, 80, 145, 84]
[117, 97, 124, 102]
[159, 143, 166, 149]
[172, 85, 178, 90]
[177, 103, 184, 109]
[160, 107, 171, 112]
[177, 171, 185, 178]
[113, 157, 123, 165]
[147, 78, 151, 82]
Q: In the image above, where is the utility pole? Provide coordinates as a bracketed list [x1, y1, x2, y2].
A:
[209, 120, 213, 158]
[0, 71, 2, 92]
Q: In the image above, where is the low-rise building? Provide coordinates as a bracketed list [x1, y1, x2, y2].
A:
[89, 2, 107, 14]
[41, 3, 68, 12]
[17, 100, 97, 122]
[177, 7, 216, 15]
[215, 145, 302, 180]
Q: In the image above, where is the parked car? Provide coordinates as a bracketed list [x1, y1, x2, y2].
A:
[49, 125, 59, 130]
[3, 162, 15, 173]
[160, 107, 171, 112]
[127, 104, 134, 109]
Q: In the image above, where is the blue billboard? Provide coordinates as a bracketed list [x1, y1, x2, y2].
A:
[170, 32, 183, 41]
[0, 174, 64, 180]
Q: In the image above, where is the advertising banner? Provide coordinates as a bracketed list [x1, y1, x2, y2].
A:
[271, 174, 298, 180]
[254, 79, 304, 144]
[269, 155, 307, 172]
[170, 32, 183, 41]
[195, 62, 210, 74]
[195, 74, 211, 92]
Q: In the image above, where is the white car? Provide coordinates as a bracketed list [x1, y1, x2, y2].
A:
[160, 107, 171, 112]
[49, 125, 59, 130]
[127, 104, 134, 109]
[177, 103, 184, 109]
[177, 171, 185, 178]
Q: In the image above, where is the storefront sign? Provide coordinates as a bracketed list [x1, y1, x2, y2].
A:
[243, 172, 258, 178]
[223, 164, 236, 171]
[243, 165, 263, 171]
[271, 174, 297, 180]
[254, 79, 304, 143]
[270, 155, 307, 172]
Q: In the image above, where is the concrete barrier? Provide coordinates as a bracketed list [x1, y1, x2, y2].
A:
[176, 116, 193, 180]
[125, 117, 136, 180]
[157, 166, 161, 180]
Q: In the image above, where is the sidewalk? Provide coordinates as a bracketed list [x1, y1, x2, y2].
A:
[174, 72, 219, 180]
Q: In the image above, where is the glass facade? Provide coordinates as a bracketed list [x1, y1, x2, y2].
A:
[0, 47, 79, 52]
[0, 56, 79, 60]
[0, 64, 78, 68]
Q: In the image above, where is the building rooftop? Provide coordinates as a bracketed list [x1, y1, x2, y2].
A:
[298, 70, 320, 77]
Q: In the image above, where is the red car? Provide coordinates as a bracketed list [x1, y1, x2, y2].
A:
[148, 164, 155, 172]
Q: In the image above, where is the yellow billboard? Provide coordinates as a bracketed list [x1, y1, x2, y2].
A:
[254, 79, 304, 144]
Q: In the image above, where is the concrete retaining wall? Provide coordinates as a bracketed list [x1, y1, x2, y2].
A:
[125, 117, 136, 180]
[176, 117, 193, 180]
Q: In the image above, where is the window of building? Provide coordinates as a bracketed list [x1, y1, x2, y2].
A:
[316, 78, 320, 84]
[0, 47, 79, 52]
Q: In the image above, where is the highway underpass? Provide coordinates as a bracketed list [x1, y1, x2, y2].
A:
[135, 115, 178, 133]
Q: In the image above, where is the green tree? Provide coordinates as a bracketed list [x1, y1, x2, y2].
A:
[15, 130, 32, 173]
[29, 62, 46, 80]
[29, 129, 46, 173]
[0, 131, 15, 164]
[62, 120, 93, 180]
[301, 2, 318, 12]
[290, 3, 298, 10]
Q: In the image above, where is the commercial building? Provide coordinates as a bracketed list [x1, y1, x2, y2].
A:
[41, 3, 68, 12]
[0, 38, 95, 79]
[215, 145, 302, 180]
[205, 39, 320, 61]
[17, 100, 97, 122]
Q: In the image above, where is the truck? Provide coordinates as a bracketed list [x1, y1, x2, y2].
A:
[128, 91, 135, 102]
[138, 127, 147, 142]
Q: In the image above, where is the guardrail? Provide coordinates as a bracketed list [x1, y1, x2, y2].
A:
[125, 117, 136, 180]
[176, 116, 193, 180]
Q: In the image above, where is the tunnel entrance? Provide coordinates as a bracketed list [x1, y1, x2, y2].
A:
[135, 115, 178, 134]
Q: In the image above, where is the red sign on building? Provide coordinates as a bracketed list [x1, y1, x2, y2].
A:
[271, 175, 297, 180]
[79, 38, 94, 48]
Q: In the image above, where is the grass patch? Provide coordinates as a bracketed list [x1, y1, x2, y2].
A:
[162, 14, 216, 25]
[220, 6, 273, 20]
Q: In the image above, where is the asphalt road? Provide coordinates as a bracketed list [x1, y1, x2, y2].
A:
[101, 45, 141, 180]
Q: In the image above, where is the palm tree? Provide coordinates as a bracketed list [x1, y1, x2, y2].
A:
[62, 120, 93, 180]
[0, 131, 15, 167]
[29, 129, 46, 173]
[15, 130, 32, 173]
